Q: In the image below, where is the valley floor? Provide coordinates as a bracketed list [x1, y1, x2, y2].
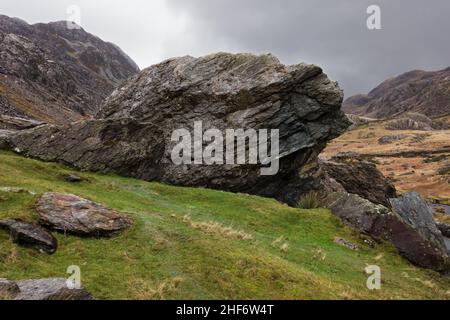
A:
[0, 151, 449, 299]
[323, 121, 450, 204]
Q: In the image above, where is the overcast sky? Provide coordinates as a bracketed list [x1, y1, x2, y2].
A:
[1, 0, 449, 97]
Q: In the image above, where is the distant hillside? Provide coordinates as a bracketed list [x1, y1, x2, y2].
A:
[0, 15, 139, 124]
[343, 68, 450, 119]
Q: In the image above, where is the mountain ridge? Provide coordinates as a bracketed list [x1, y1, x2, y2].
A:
[0, 14, 139, 124]
[343, 67, 450, 119]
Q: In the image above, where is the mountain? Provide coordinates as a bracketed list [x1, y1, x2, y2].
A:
[343, 68, 450, 119]
[0, 15, 139, 124]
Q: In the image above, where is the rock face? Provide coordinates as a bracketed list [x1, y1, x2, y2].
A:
[13, 278, 93, 300]
[0, 115, 43, 131]
[35, 193, 133, 237]
[342, 68, 450, 118]
[320, 156, 397, 207]
[7, 119, 165, 180]
[0, 15, 139, 124]
[0, 219, 57, 254]
[389, 192, 450, 271]
[5, 53, 350, 204]
[0, 130, 11, 149]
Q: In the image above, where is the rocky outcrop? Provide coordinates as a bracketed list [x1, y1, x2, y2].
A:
[0, 115, 43, 131]
[385, 113, 440, 131]
[388, 192, 450, 271]
[320, 156, 397, 207]
[10, 278, 93, 300]
[0, 219, 57, 254]
[324, 191, 450, 272]
[323, 192, 391, 238]
[342, 68, 450, 118]
[0, 15, 139, 124]
[378, 134, 408, 145]
[35, 193, 133, 237]
[5, 53, 350, 204]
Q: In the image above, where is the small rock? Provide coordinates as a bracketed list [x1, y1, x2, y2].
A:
[0, 278, 20, 299]
[334, 237, 359, 251]
[63, 174, 84, 183]
[14, 278, 93, 300]
[35, 192, 133, 237]
[0, 219, 57, 254]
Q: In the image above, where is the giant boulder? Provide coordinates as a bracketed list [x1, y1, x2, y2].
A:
[6, 53, 350, 204]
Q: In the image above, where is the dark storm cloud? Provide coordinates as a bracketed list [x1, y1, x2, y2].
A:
[165, 0, 450, 97]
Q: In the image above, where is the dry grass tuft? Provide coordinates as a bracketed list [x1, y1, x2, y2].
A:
[1, 246, 19, 265]
[296, 192, 323, 209]
[272, 236, 290, 252]
[182, 215, 253, 241]
[434, 212, 450, 224]
[311, 247, 327, 261]
[132, 277, 184, 300]
[0, 293, 14, 300]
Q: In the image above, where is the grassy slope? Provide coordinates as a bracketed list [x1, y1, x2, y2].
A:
[0, 150, 449, 300]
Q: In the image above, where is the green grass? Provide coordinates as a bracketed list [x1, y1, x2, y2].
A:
[0, 150, 449, 300]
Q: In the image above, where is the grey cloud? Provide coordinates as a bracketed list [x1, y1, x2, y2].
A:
[1, 0, 449, 97]
[165, 0, 450, 97]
